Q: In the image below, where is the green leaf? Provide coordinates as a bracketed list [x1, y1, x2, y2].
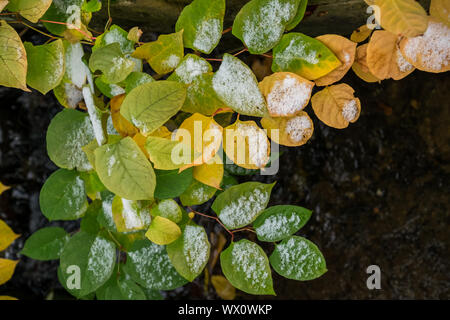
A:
[167, 221, 210, 282]
[175, 0, 225, 54]
[168, 54, 225, 115]
[124, 71, 154, 94]
[232, 0, 304, 54]
[82, 0, 101, 13]
[285, 0, 308, 31]
[97, 272, 146, 300]
[212, 182, 274, 230]
[125, 239, 188, 290]
[220, 239, 274, 295]
[80, 171, 106, 199]
[168, 54, 212, 84]
[47, 109, 95, 171]
[111, 196, 152, 233]
[39, 169, 88, 221]
[95, 77, 125, 98]
[80, 200, 102, 234]
[132, 31, 184, 75]
[96, 191, 117, 231]
[89, 43, 135, 84]
[154, 168, 193, 200]
[272, 32, 342, 80]
[59, 231, 116, 298]
[145, 136, 189, 170]
[212, 53, 268, 117]
[150, 199, 182, 223]
[42, 0, 83, 35]
[253, 205, 312, 242]
[92, 25, 134, 54]
[145, 216, 181, 245]
[180, 179, 217, 206]
[24, 39, 65, 94]
[7, 0, 52, 23]
[0, 20, 29, 91]
[94, 137, 156, 201]
[20, 227, 69, 260]
[120, 80, 187, 135]
[269, 236, 327, 281]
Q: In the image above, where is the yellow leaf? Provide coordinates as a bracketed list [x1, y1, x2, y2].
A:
[367, 30, 415, 80]
[145, 216, 181, 245]
[132, 31, 184, 75]
[352, 44, 381, 83]
[350, 25, 373, 43]
[261, 112, 314, 147]
[430, 0, 450, 27]
[311, 84, 361, 129]
[128, 27, 143, 42]
[315, 35, 357, 86]
[375, 0, 428, 37]
[399, 19, 450, 73]
[193, 155, 224, 189]
[223, 119, 270, 170]
[258, 72, 314, 117]
[149, 126, 172, 139]
[211, 275, 236, 300]
[0, 259, 18, 285]
[0, 1, 8, 12]
[110, 94, 139, 137]
[0, 296, 18, 300]
[0, 219, 19, 251]
[174, 113, 223, 169]
[0, 182, 10, 195]
[133, 133, 150, 158]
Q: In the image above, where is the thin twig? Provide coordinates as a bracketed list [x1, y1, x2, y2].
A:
[190, 208, 235, 241]
[233, 48, 248, 57]
[222, 27, 232, 35]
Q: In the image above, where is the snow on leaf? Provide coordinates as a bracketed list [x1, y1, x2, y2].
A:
[270, 236, 327, 281]
[259, 72, 314, 117]
[220, 239, 274, 295]
[212, 181, 274, 229]
[399, 19, 450, 73]
[213, 54, 268, 117]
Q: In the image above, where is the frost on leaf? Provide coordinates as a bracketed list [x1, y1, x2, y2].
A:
[220, 239, 274, 295]
[126, 240, 187, 290]
[167, 223, 211, 281]
[232, 0, 300, 54]
[259, 72, 314, 117]
[224, 120, 270, 170]
[311, 83, 361, 129]
[213, 54, 268, 117]
[212, 182, 274, 229]
[132, 31, 184, 75]
[175, 0, 225, 54]
[270, 236, 327, 281]
[253, 205, 312, 242]
[111, 196, 151, 233]
[400, 20, 450, 73]
[261, 111, 314, 147]
[272, 32, 342, 80]
[170, 54, 212, 84]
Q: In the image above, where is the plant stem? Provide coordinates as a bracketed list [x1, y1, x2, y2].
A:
[190, 208, 235, 241]
[233, 48, 248, 57]
[222, 27, 232, 35]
